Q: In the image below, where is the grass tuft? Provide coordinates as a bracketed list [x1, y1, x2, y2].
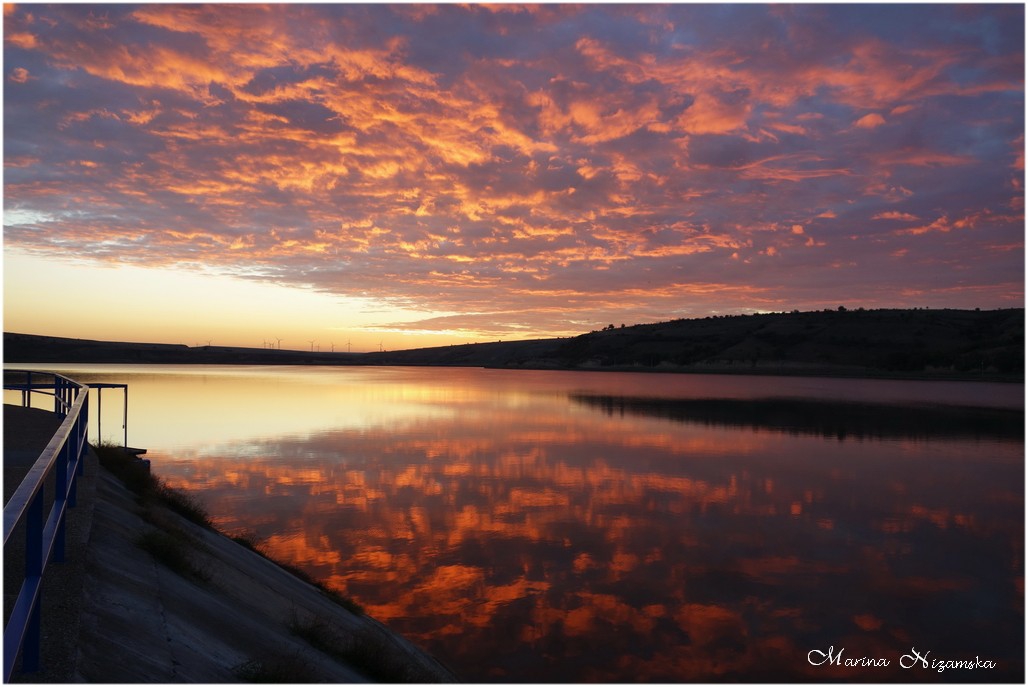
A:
[322, 587, 365, 616]
[287, 611, 438, 682]
[93, 440, 214, 530]
[287, 612, 337, 655]
[233, 653, 318, 683]
[230, 530, 266, 554]
[152, 476, 213, 528]
[135, 529, 209, 581]
[93, 440, 152, 493]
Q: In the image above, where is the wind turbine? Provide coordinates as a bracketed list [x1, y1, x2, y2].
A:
[347, 340, 351, 353]
[308, 340, 316, 352]
[276, 338, 282, 350]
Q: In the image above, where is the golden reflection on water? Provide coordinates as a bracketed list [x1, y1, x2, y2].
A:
[24, 365, 1022, 680]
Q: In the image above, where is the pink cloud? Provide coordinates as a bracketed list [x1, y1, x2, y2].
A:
[854, 113, 886, 129]
[875, 148, 975, 167]
[873, 211, 920, 221]
[677, 93, 751, 135]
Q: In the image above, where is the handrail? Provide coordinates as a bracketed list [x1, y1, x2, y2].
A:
[5, 374, 130, 448]
[2, 371, 90, 680]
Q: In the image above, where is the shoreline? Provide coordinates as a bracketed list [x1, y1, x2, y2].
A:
[6, 357, 1024, 385]
[485, 360, 1025, 384]
[6, 307, 1024, 383]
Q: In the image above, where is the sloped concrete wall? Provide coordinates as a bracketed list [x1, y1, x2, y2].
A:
[74, 467, 455, 682]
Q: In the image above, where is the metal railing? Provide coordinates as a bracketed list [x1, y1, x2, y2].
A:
[2, 371, 90, 680]
[4, 372, 129, 450]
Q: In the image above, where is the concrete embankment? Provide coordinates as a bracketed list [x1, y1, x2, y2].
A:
[4, 406, 455, 683]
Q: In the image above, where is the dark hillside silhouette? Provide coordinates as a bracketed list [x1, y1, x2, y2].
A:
[4, 308, 1023, 381]
[544, 307, 1023, 376]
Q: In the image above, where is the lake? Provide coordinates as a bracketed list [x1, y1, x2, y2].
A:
[5, 364, 1024, 681]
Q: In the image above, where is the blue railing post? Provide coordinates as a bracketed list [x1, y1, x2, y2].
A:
[22, 490, 44, 674]
[3, 370, 108, 680]
[54, 441, 70, 564]
[68, 422, 80, 508]
[78, 395, 88, 478]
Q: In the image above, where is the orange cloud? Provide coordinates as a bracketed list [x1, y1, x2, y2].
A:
[854, 112, 886, 128]
[876, 148, 974, 167]
[896, 209, 1021, 236]
[767, 121, 808, 136]
[873, 211, 919, 221]
[678, 92, 751, 135]
[735, 154, 853, 182]
[6, 31, 37, 48]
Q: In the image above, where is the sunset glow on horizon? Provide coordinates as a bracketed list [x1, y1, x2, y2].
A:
[3, 3, 1024, 350]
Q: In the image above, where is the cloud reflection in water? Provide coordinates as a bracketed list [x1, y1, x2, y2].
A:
[157, 392, 1023, 681]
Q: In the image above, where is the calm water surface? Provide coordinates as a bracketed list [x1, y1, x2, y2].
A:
[8, 365, 1024, 681]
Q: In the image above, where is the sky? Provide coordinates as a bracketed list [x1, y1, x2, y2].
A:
[3, 3, 1025, 351]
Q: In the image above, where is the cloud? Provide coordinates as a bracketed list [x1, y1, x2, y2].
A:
[678, 91, 752, 135]
[873, 211, 920, 221]
[854, 113, 886, 129]
[6, 32, 37, 49]
[3, 3, 1024, 338]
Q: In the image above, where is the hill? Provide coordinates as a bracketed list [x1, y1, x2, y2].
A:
[522, 307, 1025, 379]
[4, 308, 1024, 381]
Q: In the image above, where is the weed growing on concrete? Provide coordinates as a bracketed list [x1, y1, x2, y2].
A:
[343, 625, 412, 682]
[287, 612, 337, 655]
[321, 586, 365, 616]
[136, 529, 210, 582]
[151, 477, 212, 529]
[280, 561, 365, 615]
[233, 652, 318, 683]
[93, 440, 214, 530]
[229, 530, 266, 555]
[93, 440, 151, 493]
[287, 611, 439, 682]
